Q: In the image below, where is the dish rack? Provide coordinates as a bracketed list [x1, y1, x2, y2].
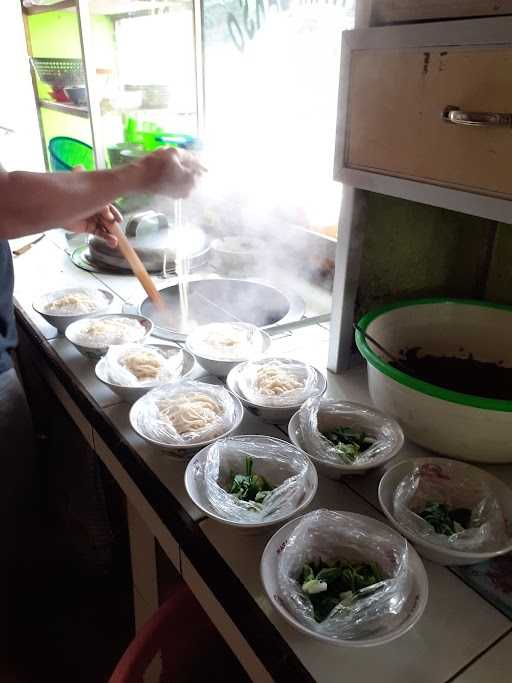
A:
[31, 57, 85, 89]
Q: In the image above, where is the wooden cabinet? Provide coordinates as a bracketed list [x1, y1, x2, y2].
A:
[370, 0, 512, 26]
[347, 46, 512, 198]
[335, 16, 512, 222]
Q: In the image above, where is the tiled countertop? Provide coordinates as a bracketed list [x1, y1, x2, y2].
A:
[11, 233, 512, 683]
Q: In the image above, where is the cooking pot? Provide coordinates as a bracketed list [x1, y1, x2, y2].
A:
[88, 210, 209, 273]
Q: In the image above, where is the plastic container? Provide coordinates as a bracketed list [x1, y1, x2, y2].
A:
[155, 134, 198, 150]
[64, 86, 88, 106]
[31, 57, 84, 89]
[355, 298, 512, 463]
[49, 136, 94, 172]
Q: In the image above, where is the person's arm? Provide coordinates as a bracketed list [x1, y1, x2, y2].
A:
[0, 147, 201, 240]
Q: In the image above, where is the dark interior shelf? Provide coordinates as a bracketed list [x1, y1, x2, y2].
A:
[22, 0, 76, 15]
[39, 99, 89, 118]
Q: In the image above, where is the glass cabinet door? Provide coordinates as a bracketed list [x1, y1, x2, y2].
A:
[87, 0, 199, 170]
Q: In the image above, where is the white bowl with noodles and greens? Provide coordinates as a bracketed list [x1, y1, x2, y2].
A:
[33, 287, 114, 333]
[288, 399, 404, 479]
[355, 298, 512, 464]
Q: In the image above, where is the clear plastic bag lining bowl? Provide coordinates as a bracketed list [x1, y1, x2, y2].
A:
[101, 343, 184, 387]
[130, 380, 238, 445]
[277, 509, 412, 640]
[237, 357, 324, 408]
[393, 460, 510, 552]
[203, 435, 311, 523]
[298, 397, 404, 466]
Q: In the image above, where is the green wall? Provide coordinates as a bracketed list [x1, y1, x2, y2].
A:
[29, 11, 114, 152]
[357, 193, 512, 315]
[485, 224, 512, 303]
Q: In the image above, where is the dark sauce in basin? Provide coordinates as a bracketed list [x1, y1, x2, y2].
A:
[390, 347, 512, 401]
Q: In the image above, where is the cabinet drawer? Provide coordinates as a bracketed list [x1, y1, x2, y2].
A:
[336, 16, 512, 220]
[347, 46, 512, 198]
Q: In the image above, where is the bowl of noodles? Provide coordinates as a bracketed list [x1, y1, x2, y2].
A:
[226, 357, 327, 424]
[65, 313, 153, 359]
[185, 322, 271, 378]
[129, 380, 244, 455]
[95, 343, 195, 402]
[33, 287, 114, 333]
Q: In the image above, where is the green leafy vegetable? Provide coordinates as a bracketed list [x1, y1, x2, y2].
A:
[227, 456, 274, 504]
[321, 426, 375, 463]
[300, 559, 384, 622]
[418, 501, 472, 536]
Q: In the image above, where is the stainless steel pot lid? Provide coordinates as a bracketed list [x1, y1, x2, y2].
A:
[89, 210, 209, 273]
[138, 277, 305, 341]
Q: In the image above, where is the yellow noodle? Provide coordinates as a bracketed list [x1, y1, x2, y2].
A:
[120, 350, 162, 381]
[255, 365, 304, 396]
[157, 392, 222, 434]
[47, 292, 98, 314]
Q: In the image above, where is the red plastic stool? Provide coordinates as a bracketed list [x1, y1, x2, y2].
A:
[108, 582, 220, 683]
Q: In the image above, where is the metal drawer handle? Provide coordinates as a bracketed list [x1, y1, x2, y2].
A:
[442, 105, 512, 127]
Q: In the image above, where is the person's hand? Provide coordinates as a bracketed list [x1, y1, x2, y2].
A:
[63, 203, 122, 248]
[133, 147, 205, 198]
[63, 167, 121, 247]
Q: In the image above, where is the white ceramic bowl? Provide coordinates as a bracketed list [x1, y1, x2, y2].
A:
[65, 313, 153, 359]
[356, 299, 512, 463]
[32, 287, 114, 333]
[184, 435, 318, 529]
[186, 323, 271, 378]
[226, 358, 327, 424]
[129, 385, 244, 457]
[261, 512, 428, 647]
[210, 235, 265, 276]
[288, 400, 404, 479]
[95, 343, 195, 403]
[378, 457, 512, 565]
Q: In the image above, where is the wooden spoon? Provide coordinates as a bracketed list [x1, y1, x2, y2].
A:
[109, 220, 166, 311]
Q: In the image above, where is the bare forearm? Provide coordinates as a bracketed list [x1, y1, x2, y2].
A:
[0, 164, 143, 239]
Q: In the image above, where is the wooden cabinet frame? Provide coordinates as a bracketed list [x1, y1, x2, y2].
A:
[328, 15, 512, 372]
